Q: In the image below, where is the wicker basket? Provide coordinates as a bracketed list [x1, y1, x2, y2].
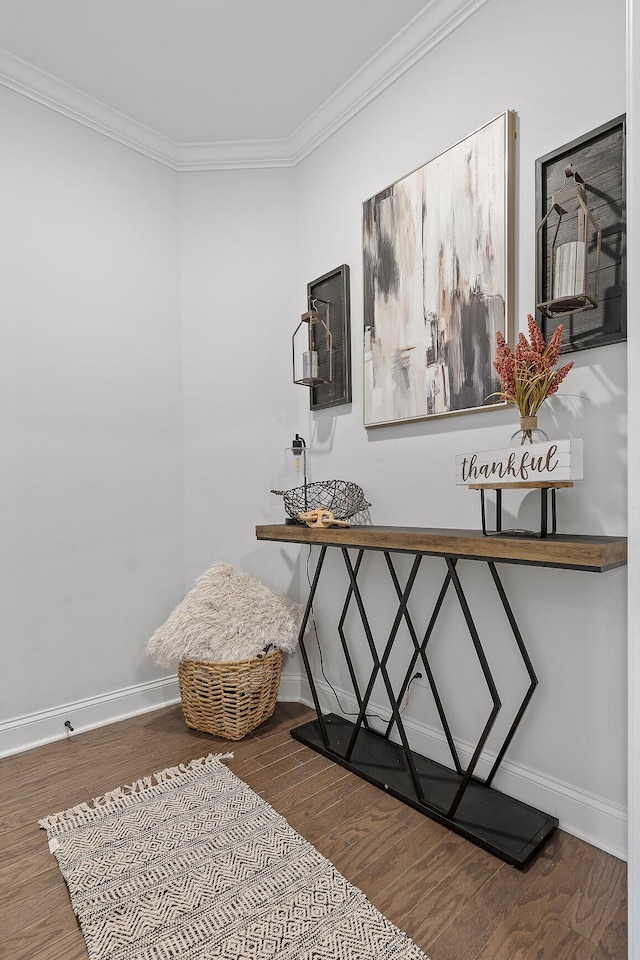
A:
[177, 648, 283, 741]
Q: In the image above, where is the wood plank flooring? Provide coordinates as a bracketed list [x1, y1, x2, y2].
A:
[0, 701, 627, 959]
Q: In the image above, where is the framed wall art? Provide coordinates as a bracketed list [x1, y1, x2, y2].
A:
[363, 110, 515, 428]
[535, 115, 626, 353]
[307, 264, 351, 410]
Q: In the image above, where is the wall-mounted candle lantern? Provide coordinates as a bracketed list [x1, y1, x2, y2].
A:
[292, 300, 332, 387]
[536, 164, 602, 319]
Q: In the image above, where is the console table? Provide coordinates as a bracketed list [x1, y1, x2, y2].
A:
[255, 524, 627, 868]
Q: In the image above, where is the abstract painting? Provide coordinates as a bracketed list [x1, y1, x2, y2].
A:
[363, 111, 514, 427]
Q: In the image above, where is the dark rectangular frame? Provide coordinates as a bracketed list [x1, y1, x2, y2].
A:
[535, 115, 626, 353]
[307, 264, 351, 410]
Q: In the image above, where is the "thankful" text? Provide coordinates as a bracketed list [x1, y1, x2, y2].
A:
[460, 445, 560, 483]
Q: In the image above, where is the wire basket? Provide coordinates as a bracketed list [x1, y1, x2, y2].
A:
[178, 648, 283, 740]
[271, 479, 370, 522]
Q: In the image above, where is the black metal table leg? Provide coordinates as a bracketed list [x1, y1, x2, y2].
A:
[296, 544, 331, 750]
[336, 549, 371, 730]
[384, 555, 463, 776]
[290, 546, 558, 868]
[341, 551, 427, 805]
[444, 557, 501, 818]
[483, 562, 538, 785]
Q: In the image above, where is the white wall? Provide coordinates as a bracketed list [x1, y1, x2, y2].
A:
[284, 0, 628, 856]
[0, 0, 629, 860]
[178, 168, 302, 597]
[0, 88, 184, 746]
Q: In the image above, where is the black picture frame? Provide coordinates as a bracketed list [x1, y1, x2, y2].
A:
[307, 264, 351, 410]
[535, 115, 626, 354]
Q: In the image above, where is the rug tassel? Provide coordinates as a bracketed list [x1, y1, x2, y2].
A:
[39, 801, 93, 829]
[38, 752, 235, 828]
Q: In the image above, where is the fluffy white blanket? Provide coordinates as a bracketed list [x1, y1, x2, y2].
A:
[146, 563, 305, 665]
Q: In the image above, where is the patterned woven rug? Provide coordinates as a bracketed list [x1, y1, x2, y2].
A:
[39, 753, 430, 960]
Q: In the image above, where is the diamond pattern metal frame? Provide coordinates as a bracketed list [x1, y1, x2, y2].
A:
[295, 545, 538, 825]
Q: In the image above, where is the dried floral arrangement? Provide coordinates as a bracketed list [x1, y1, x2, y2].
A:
[494, 315, 573, 422]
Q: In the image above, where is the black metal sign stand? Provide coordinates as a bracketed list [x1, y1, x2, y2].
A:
[470, 481, 574, 539]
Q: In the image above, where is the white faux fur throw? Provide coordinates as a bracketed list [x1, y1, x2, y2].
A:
[145, 563, 306, 666]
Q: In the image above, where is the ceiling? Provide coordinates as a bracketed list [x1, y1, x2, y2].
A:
[0, 0, 488, 167]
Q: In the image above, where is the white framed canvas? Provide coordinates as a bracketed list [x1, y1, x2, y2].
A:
[363, 111, 515, 428]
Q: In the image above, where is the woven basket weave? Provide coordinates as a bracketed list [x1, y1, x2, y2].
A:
[178, 648, 283, 741]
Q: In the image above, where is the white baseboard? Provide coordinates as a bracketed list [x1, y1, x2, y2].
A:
[0, 676, 181, 758]
[2, 669, 627, 860]
[294, 673, 627, 861]
[277, 672, 304, 702]
[0, 671, 301, 759]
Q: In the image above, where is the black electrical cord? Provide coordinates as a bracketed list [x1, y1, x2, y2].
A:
[305, 545, 420, 726]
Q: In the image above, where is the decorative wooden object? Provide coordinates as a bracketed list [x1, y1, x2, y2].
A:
[468, 481, 574, 489]
[456, 439, 583, 486]
[456, 439, 583, 538]
[300, 509, 350, 528]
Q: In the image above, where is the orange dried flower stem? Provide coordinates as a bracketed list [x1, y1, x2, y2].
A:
[493, 315, 573, 418]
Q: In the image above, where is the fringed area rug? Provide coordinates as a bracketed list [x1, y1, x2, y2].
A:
[39, 753, 430, 960]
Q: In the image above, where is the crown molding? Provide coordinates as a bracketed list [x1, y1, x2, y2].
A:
[175, 138, 295, 171]
[0, 0, 491, 171]
[0, 47, 181, 169]
[287, 0, 493, 164]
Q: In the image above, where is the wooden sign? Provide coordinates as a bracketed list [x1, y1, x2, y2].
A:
[456, 439, 583, 486]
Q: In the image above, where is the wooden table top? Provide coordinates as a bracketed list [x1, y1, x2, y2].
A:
[467, 481, 574, 489]
[255, 524, 627, 572]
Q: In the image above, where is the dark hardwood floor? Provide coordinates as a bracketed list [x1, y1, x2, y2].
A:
[0, 701, 627, 959]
